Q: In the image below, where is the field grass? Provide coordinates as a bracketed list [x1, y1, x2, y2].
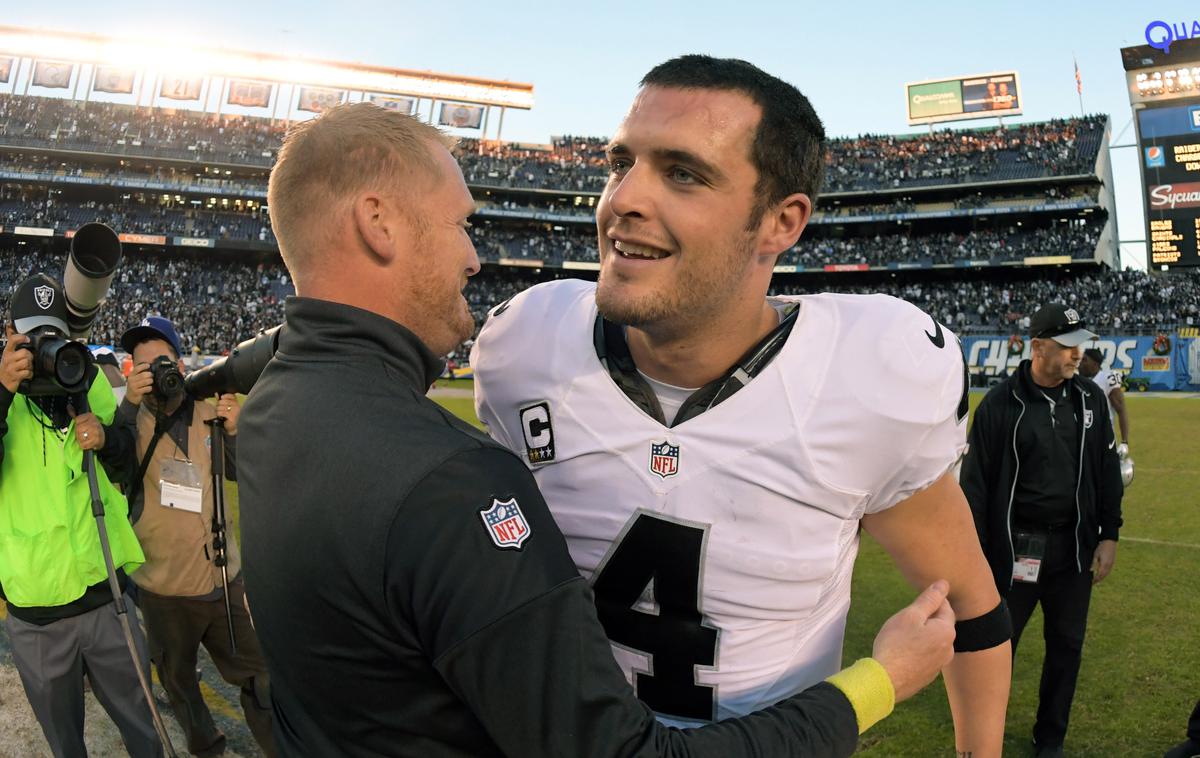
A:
[417, 387, 1200, 756]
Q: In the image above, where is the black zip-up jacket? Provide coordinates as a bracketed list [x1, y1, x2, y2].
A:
[960, 359, 1124, 593]
[238, 297, 859, 758]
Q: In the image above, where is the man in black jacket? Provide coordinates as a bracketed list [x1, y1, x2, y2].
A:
[237, 102, 958, 757]
[961, 303, 1124, 758]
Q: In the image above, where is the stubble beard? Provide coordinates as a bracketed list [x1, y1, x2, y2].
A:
[451, 295, 475, 346]
[426, 289, 475, 357]
[595, 236, 756, 335]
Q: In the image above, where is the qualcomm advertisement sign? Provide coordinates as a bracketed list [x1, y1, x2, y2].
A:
[962, 335, 1200, 391]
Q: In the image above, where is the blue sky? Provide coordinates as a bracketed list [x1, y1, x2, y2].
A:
[5, 0, 1195, 269]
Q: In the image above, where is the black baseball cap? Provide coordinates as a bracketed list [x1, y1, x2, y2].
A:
[1082, 347, 1104, 364]
[10, 273, 71, 335]
[1029, 303, 1098, 347]
[120, 316, 184, 358]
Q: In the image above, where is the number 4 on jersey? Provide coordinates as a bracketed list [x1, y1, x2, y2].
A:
[591, 512, 718, 721]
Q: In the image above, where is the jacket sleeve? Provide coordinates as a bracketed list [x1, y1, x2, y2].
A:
[959, 393, 999, 546]
[96, 418, 138, 486]
[113, 398, 147, 519]
[390, 446, 859, 758]
[1094, 393, 1123, 541]
[0, 385, 14, 470]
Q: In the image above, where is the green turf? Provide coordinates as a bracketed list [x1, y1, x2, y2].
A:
[225, 392, 1199, 755]
[849, 393, 1200, 756]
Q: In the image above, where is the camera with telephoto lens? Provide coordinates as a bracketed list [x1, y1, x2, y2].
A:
[12, 224, 122, 397]
[18, 326, 92, 396]
[149, 355, 184, 400]
[184, 325, 282, 399]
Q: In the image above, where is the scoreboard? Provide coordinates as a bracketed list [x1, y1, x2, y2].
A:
[1124, 36, 1200, 269]
[1138, 103, 1200, 268]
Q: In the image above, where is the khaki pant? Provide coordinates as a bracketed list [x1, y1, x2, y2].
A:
[138, 579, 276, 757]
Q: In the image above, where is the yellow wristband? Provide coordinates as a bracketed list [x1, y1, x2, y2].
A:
[825, 657, 895, 734]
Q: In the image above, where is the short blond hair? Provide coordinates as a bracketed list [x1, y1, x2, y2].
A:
[267, 102, 451, 276]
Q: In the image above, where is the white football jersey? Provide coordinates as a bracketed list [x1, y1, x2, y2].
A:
[471, 280, 967, 726]
[1092, 368, 1121, 421]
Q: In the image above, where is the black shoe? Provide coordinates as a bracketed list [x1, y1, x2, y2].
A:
[1034, 744, 1064, 758]
[1164, 738, 1200, 758]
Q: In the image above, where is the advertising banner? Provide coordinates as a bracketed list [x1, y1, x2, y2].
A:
[961, 333, 1199, 391]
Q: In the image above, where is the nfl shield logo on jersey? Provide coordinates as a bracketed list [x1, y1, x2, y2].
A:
[648, 441, 680, 479]
[480, 497, 531, 550]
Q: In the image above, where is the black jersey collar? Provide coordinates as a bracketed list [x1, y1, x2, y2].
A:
[594, 303, 800, 428]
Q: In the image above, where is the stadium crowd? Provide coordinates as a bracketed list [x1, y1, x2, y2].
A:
[0, 247, 288, 352]
[466, 220, 1102, 267]
[0, 184, 275, 244]
[0, 93, 279, 166]
[0, 178, 1101, 267]
[0, 94, 1104, 193]
[771, 268, 1200, 332]
[2, 247, 1198, 357]
[821, 116, 1108, 191]
[0, 151, 267, 195]
[780, 222, 1102, 267]
[0, 95, 1162, 357]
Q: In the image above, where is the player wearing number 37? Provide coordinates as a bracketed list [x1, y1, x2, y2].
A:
[473, 56, 1012, 756]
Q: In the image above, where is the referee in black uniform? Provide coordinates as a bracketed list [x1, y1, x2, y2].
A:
[961, 303, 1124, 758]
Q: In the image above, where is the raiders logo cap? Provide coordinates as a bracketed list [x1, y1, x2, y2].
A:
[1029, 303, 1098, 347]
[10, 273, 71, 335]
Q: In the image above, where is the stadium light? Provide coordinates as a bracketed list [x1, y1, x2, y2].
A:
[0, 25, 535, 110]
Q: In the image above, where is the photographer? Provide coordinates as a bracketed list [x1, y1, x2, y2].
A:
[116, 316, 276, 758]
[0, 273, 161, 758]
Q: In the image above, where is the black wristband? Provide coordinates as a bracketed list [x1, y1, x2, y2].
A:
[953, 598, 1012, 653]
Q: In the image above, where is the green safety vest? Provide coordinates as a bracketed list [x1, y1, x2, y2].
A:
[0, 371, 144, 608]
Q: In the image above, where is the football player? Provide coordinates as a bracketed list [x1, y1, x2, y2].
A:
[1080, 347, 1130, 448]
[473, 55, 1011, 756]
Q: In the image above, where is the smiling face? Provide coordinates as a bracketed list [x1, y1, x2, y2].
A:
[594, 86, 767, 332]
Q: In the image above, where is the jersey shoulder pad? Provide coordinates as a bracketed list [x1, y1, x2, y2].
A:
[476, 279, 593, 359]
[825, 294, 965, 426]
[815, 294, 967, 512]
[472, 279, 596, 402]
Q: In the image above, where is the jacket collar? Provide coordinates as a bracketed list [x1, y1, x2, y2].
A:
[280, 297, 445, 392]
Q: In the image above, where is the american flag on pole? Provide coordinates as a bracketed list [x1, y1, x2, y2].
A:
[1074, 57, 1082, 95]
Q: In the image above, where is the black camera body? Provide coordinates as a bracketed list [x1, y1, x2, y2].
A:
[149, 355, 184, 400]
[18, 325, 92, 397]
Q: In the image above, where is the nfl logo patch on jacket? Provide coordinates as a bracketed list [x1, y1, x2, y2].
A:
[480, 497, 531, 549]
